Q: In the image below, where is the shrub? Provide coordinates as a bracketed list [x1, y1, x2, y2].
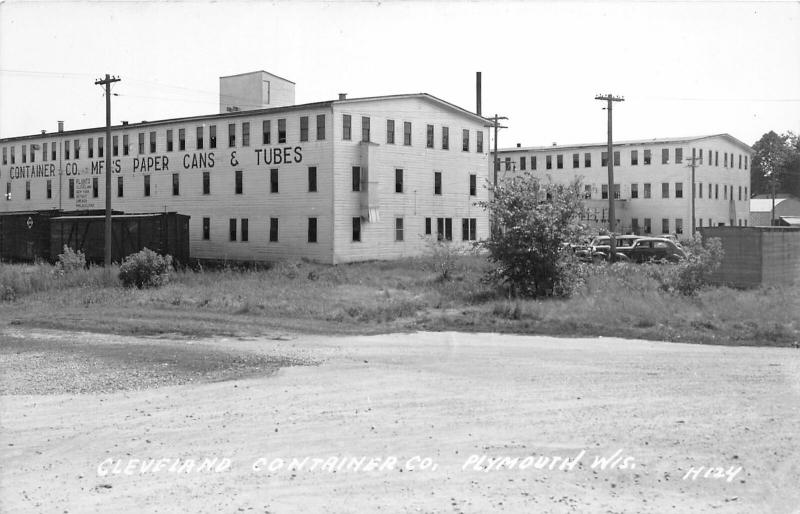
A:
[55, 245, 86, 275]
[478, 175, 588, 297]
[421, 237, 473, 281]
[649, 233, 724, 295]
[118, 248, 173, 289]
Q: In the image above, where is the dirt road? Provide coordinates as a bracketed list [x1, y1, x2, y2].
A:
[1, 329, 799, 513]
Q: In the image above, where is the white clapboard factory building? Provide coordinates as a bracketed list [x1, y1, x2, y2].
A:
[1, 71, 490, 264]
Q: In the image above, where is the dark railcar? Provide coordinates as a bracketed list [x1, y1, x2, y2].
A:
[0, 210, 61, 262]
[49, 213, 190, 265]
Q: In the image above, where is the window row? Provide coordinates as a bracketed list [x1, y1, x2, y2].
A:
[199, 216, 478, 244]
[0, 116, 327, 164]
[341, 116, 484, 153]
[583, 182, 749, 201]
[508, 148, 749, 172]
[351, 168, 478, 196]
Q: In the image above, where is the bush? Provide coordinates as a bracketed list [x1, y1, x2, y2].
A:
[118, 248, 173, 289]
[648, 234, 724, 295]
[421, 237, 473, 281]
[55, 245, 86, 275]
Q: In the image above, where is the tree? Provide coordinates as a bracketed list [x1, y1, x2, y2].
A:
[751, 131, 800, 198]
[479, 174, 587, 297]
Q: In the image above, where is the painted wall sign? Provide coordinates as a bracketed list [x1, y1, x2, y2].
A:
[255, 146, 302, 166]
[6, 164, 56, 180]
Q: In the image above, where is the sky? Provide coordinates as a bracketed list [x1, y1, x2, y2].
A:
[1, 0, 798, 149]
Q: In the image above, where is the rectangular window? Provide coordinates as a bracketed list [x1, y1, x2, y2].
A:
[738, 186, 742, 201]
[715, 151, 719, 166]
[572, 153, 579, 168]
[210, 125, 217, 148]
[613, 151, 620, 166]
[202, 217, 210, 240]
[19, 145, 26, 164]
[262, 120, 271, 145]
[395, 218, 404, 242]
[25, 181, 31, 200]
[11, 146, 16, 163]
[88, 138, 94, 158]
[434, 171, 442, 195]
[270, 169, 279, 193]
[724, 153, 728, 167]
[343, 115, 352, 140]
[395, 169, 403, 193]
[425, 217, 432, 235]
[631, 218, 639, 234]
[699, 219, 703, 228]
[144, 175, 150, 196]
[505, 158, 511, 171]
[269, 218, 279, 242]
[631, 183, 639, 199]
[601, 184, 609, 199]
[352, 217, 361, 242]
[149, 131, 156, 153]
[532, 156, 537, 170]
[644, 218, 652, 234]
[745, 186, 748, 198]
[308, 218, 318, 243]
[46, 179, 52, 199]
[91, 177, 98, 198]
[738, 155, 742, 169]
[699, 182, 703, 198]
[64, 141, 70, 160]
[477, 131, 483, 153]
[241, 219, 248, 242]
[614, 183, 620, 199]
[744, 156, 748, 170]
[662, 183, 669, 198]
[123, 135, 129, 156]
[584, 185, 592, 199]
[662, 218, 669, 234]
[196, 126, 204, 149]
[462, 218, 474, 241]
[69, 178, 75, 198]
[352, 166, 361, 191]
[675, 182, 683, 198]
[386, 120, 395, 144]
[546, 155, 552, 169]
[676, 218, 683, 234]
[462, 129, 470, 152]
[228, 124, 235, 147]
[601, 152, 608, 167]
[403, 122, 412, 146]
[2, 147, 6, 165]
[469, 174, 477, 196]
[644, 183, 651, 199]
[117, 176, 123, 197]
[724, 185, 727, 200]
[631, 150, 638, 165]
[300, 117, 309, 142]
[172, 173, 180, 195]
[676, 148, 683, 163]
[644, 149, 651, 165]
[316, 114, 325, 140]
[436, 218, 444, 240]
[445, 218, 452, 241]
[662, 148, 669, 164]
[278, 118, 286, 143]
[29, 144, 35, 163]
[308, 166, 317, 192]
[42, 142, 47, 162]
[203, 171, 210, 195]
[708, 183, 712, 198]
[112, 136, 118, 156]
[361, 117, 370, 142]
[715, 184, 719, 199]
[520, 156, 526, 170]
[166, 130, 173, 152]
[229, 219, 237, 242]
[235, 169, 243, 194]
[98, 137, 104, 158]
[557, 154, 563, 169]
[426, 125, 434, 148]
[440, 126, 448, 150]
[138, 133, 145, 154]
[74, 140, 80, 159]
[178, 129, 185, 151]
[584, 152, 591, 167]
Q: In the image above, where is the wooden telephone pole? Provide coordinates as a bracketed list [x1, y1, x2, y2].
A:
[95, 74, 121, 267]
[686, 148, 702, 235]
[594, 93, 624, 260]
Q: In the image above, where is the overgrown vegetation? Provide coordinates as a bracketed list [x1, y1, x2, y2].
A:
[646, 234, 724, 295]
[479, 174, 587, 297]
[118, 248, 173, 289]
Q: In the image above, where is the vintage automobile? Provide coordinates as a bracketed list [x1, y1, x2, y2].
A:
[577, 234, 641, 262]
[626, 237, 687, 263]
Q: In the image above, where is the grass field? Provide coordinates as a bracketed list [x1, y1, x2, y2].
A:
[1, 256, 798, 346]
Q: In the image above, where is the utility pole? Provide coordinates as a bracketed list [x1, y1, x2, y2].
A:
[95, 74, 121, 268]
[594, 93, 624, 260]
[686, 148, 702, 235]
[489, 113, 508, 239]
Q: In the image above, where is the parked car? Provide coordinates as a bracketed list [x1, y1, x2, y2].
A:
[627, 237, 687, 263]
[579, 235, 641, 262]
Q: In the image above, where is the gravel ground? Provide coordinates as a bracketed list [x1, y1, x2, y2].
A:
[0, 332, 309, 395]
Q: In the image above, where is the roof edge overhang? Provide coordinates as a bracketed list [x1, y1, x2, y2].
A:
[498, 133, 754, 154]
[334, 93, 489, 125]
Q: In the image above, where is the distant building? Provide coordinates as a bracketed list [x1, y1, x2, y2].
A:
[1, 71, 490, 264]
[749, 194, 800, 226]
[495, 134, 752, 237]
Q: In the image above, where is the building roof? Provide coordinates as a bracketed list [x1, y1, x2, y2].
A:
[750, 198, 788, 212]
[780, 216, 800, 226]
[0, 93, 487, 143]
[499, 133, 753, 154]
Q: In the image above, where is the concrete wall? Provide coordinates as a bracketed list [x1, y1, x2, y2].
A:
[699, 226, 800, 287]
